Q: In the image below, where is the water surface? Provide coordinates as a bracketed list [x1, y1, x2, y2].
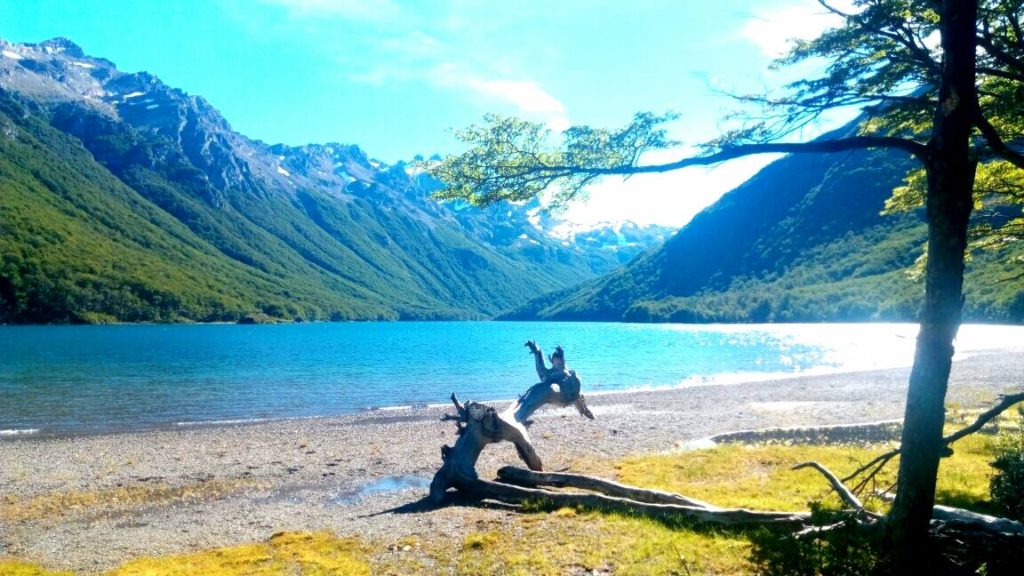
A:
[1, 322, 1019, 436]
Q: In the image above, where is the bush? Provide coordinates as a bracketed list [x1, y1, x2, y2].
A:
[990, 411, 1024, 521]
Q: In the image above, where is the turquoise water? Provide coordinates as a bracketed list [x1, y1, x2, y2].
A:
[1, 322, 1019, 436]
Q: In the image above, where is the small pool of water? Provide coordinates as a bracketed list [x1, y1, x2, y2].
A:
[330, 475, 431, 505]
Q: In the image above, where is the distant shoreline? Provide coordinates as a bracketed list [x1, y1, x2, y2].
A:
[4, 318, 1024, 327]
[2, 336, 1020, 441]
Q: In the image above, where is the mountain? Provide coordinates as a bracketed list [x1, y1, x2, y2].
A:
[0, 38, 670, 323]
[502, 123, 1024, 323]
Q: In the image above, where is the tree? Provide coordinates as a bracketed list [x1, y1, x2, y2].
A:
[430, 0, 1024, 567]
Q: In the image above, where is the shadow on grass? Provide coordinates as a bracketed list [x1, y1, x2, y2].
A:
[936, 487, 999, 516]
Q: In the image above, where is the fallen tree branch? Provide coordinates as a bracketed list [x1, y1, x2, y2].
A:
[496, 466, 720, 510]
[932, 505, 1024, 536]
[430, 343, 595, 503]
[428, 360, 1024, 541]
[456, 476, 811, 527]
[841, 392, 1024, 487]
[792, 461, 880, 519]
[484, 467, 1023, 538]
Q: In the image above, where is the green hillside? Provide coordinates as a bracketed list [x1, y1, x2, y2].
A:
[501, 125, 1024, 324]
[0, 93, 388, 323]
[0, 89, 575, 323]
[0, 37, 679, 324]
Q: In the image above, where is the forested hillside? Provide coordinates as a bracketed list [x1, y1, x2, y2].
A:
[502, 124, 1024, 323]
[0, 38, 669, 323]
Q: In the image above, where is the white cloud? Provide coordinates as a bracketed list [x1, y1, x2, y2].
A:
[470, 79, 565, 116]
[380, 30, 442, 58]
[739, 0, 856, 57]
[563, 149, 778, 228]
[259, 0, 399, 21]
[380, 61, 572, 131]
[462, 77, 570, 130]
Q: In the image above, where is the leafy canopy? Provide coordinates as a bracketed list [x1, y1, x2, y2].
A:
[431, 112, 679, 208]
[430, 0, 1024, 225]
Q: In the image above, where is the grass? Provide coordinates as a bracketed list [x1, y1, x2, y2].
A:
[0, 478, 270, 522]
[3, 416, 1011, 575]
[107, 532, 370, 576]
[434, 513, 751, 575]
[615, 433, 997, 515]
[0, 560, 74, 576]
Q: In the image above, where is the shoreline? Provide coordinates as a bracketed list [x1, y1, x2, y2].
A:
[4, 319, 1024, 326]
[3, 344, 1019, 442]
[1, 350, 1021, 573]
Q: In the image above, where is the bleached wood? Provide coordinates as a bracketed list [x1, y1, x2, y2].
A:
[496, 466, 719, 510]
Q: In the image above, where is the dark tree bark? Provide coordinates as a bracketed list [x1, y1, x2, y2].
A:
[886, 0, 979, 564]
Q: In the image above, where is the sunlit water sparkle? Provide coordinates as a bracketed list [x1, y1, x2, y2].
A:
[1, 322, 1020, 436]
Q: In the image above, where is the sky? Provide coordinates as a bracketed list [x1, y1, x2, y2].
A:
[0, 0, 855, 227]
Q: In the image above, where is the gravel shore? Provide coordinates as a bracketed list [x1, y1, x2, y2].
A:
[2, 350, 1021, 573]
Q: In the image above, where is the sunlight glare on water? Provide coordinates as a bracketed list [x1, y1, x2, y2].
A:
[1, 322, 1021, 435]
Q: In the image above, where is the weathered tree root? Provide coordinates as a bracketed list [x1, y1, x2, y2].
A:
[488, 464, 1024, 538]
[431, 384, 1024, 540]
[491, 467, 807, 527]
[496, 466, 720, 510]
[463, 479, 808, 527]
[430, 372, 595, 503]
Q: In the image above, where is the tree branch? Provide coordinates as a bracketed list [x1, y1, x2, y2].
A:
[539, 137, 928, 177]
[978, 65, 1024, 81]
[793, 461, 881, 519]
[932, 504, 1024, 535]
[842, 392, 1024, 486]
[817, 0, 941, 75]
[943, 391, 1024, 445]
[973, 104, 1024, 170]
[496, 466, 720, 510]
[457, 477, 812, 527]
[978, 23, 1024, 77]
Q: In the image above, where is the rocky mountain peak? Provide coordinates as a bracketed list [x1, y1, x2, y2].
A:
[32, 37, 86, 58]
[2, 35, 672, 276]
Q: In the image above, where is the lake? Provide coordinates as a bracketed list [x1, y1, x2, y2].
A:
[1, 322, 1021, 436]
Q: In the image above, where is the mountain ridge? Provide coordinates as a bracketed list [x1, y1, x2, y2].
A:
[500, 123, 1024, 323]
[0, 37, 670, 323]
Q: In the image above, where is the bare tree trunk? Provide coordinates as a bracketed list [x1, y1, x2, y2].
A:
[886, 0, 978, 565]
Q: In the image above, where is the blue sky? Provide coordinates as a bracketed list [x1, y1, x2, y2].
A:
[0, 0, 852, 226]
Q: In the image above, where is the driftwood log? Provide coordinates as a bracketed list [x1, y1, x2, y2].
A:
[429, 342, 594, 503]
[430, 348, 1024, 547]
[484, 465, 1024, 537]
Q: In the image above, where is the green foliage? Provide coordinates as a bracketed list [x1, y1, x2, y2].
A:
[499, 114, 1024, 323]
[885, 160, 1024, 269]
[749, 507, 883, 576]
[990, 411, 1024, 520]
[434, 1, 1024, 329]
[430, 112, 678, 208]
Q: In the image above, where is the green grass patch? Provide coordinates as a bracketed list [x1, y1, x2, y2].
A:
[107, 532, 370, 576]
[615, 428, 999, 515]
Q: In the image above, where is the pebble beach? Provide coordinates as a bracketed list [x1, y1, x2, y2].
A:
[1, 350, 1022, 573]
